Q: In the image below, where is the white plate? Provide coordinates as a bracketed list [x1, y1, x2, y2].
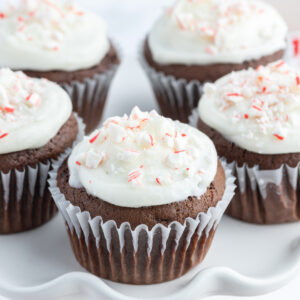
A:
[0, 214, 299, 300]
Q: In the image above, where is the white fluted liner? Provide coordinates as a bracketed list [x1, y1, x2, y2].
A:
[139, 43, 204, 124]
[61, 42, 121, 133]
[189, 108, 300, 224]
[49, 153, 235, 254]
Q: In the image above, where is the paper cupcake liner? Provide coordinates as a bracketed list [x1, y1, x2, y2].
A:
[0, 161, 56, 234]
[61, 68, 117, 134]
[189, 108, 300, 224]
[225, 161, 300, 224]
[48, 154, 235, 284]
[139, 46, 204, 124]
[61, 44, 121, 133]
[0, 115, 85, 234]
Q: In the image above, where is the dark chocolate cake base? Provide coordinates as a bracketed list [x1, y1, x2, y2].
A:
[24, 43, 120, 133]
[197, 117, 300, 224]
[55, 160, 226, 283]
[197, 118, 300, 170]
[24, 44, 119, 84]
[0, 114, 78, 234]
[143, 38, 284, 123]
[144, 39, 284, 83]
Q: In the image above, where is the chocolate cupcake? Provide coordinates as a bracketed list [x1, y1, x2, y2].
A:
[49, 107, 235, 284]
[0, 68, 83, 234]
[192, 60, 300, 224]
[141, 0, 287, 123]
[0, 0, 120, 133]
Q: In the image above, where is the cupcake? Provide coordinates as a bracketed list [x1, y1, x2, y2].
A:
[141, 0, 287, 123]
[194, 60, 300, 224]
[0, 68, 82, 234]
[0, 0, 120, 133]
[49, 107, 235, 284]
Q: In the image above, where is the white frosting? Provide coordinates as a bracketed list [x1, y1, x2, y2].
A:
[0, 0, 109, 71]
[149, 0, 287, 65]
[199, 60, 300, 154]
[0, 68, 72, 154]
[68, 107, 218, 208]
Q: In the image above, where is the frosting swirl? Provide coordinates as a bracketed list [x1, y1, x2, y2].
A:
[68, 107, 218, 208]
[0, 0, 109, 71]
[198, 61, 300, 154]
[0, 68, 72, 154]
[149, 0, 287, 65]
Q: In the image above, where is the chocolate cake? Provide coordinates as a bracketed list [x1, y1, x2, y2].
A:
[56, 159, 225, 284]
[0, 1, 120, 133]
[50, 107, 234, 284]
[197, 61, 300, 224]
[0, 69, 80, 234]
[142, 0, 287, 123]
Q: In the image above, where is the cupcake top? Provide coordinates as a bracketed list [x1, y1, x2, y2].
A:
[148, 0, 287, 65]
[199, 61, 300, 154]
[68, 107, 218, 208]
[0, 68, 72, 154]
[0, 0, 109, 71]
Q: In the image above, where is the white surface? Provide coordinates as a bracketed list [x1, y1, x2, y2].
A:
[0, 213, 299, 300]
[0, 0, 300, 299]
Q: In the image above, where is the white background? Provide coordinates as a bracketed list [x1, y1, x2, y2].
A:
[80, 0, 300, 299]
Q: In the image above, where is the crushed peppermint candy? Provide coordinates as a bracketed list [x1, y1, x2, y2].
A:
[201, 60, 300, 151]
[1, 0, 85, 51]
[293, 38, 299, 57]
[71, 107, 215, 188]
[167, 0, 286, 55]
[0, 68, 44, 135]
[0, 67, 72, 156]
[0, 132, 8, 139]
